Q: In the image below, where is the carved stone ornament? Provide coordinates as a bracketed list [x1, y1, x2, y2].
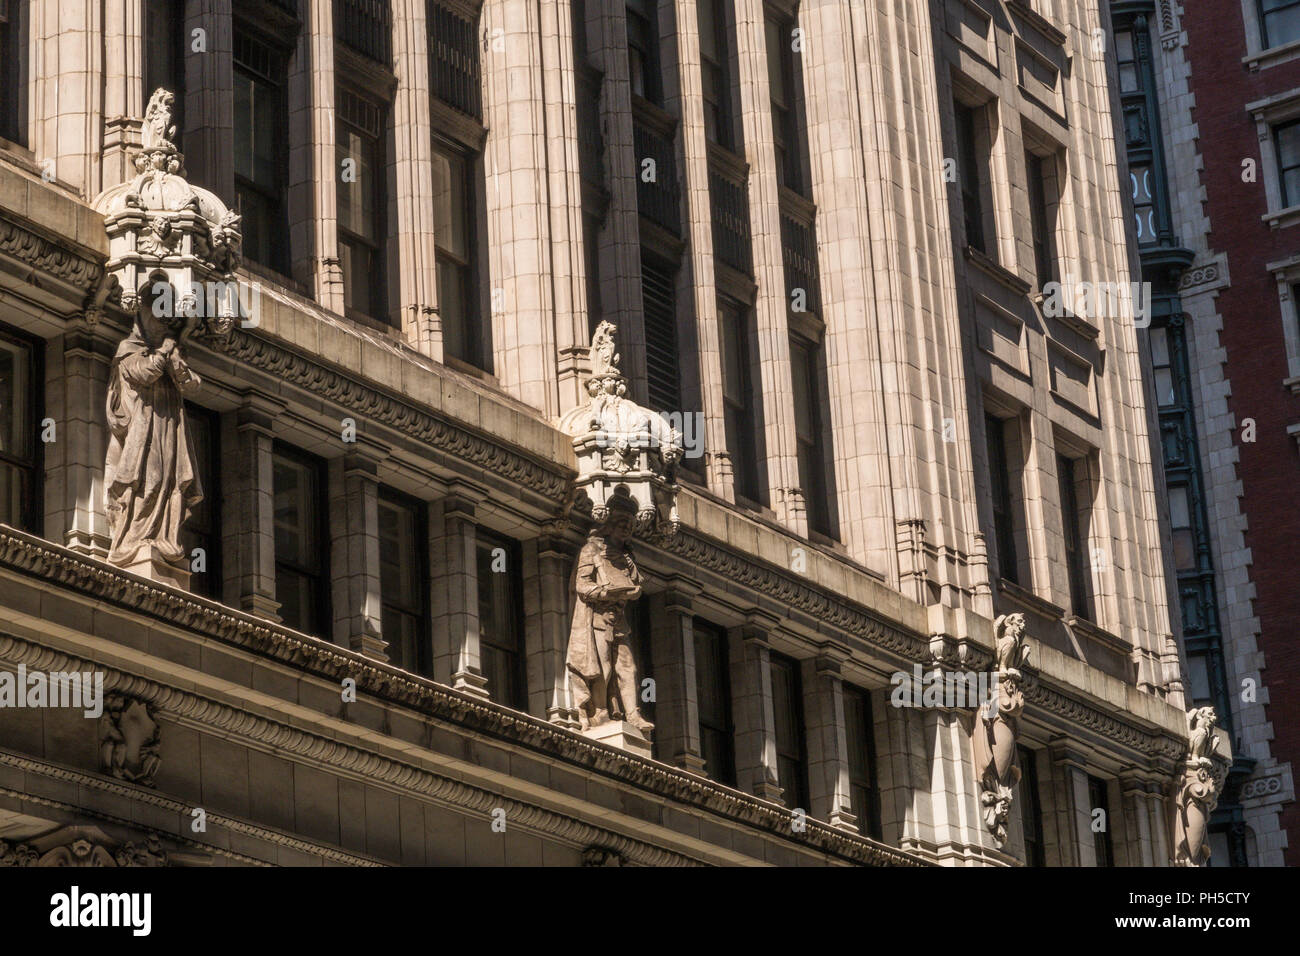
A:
[91, 88, 237, 587]
[971, 612, 1030, 844]
[1171, 706, 1230, 867]
[97, 693, 162, 787]
[558, 320, 683, 536]
[1, 826, 168, 867]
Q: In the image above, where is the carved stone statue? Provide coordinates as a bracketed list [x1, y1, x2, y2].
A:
[1172, 706, 1227, 866]
[104, 277, 203, 587]
[972, 612, 1030, 844]
[566, 496, 652, 737]
[141, 88, 177, 154]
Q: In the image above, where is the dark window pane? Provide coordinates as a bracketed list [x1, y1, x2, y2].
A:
[844, 686, 881, 839]
[336, 87, 388, 322]
[769, 652, 808, 811]
[1088, 775, 1114, 866]
[693, 619, 735, 786]
[273, 447, 326, 636]
[379, 493, 427, 674]
[985, 414, 1019, 585]
[477, 533, 525, 709]
[955, 103, 986, 253]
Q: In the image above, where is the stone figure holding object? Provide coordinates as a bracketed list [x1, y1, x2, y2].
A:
[566, 498, 653, 735]
[104, 276, 203, 584]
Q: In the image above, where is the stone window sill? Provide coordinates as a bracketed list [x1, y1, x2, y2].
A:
[1243, 36, 1300, 73]
[1262, 203, 1300, 230]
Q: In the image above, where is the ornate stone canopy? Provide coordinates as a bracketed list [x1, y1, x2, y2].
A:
[91, 88, 242, 331]
[558, 320, 682, 537]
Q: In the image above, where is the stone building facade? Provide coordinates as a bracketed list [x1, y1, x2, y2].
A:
[0, 0, 1220, 867]
[1101, 0, 1297, 867]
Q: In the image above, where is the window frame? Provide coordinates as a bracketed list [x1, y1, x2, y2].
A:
[720, 297, 764, 506]
[768, 651, 809, 812]
[985, 413, 1020, 586]
[0, 322, 42, 533]
[476, 529, 527, 710]
[1258, 0, 1300, 51]
[432, 135, 482, 367]
[335, 83, 390, 326]
[1018, 745, 1046, 866]
[693, 618, 736, 786]
[377, 487, 431, 676]
[1088, 773, 1115, 867]
[625, 0, 663, 107]
[271, 441, 331, 638]
[1057, 452, 1091, 622]
[843, 683, 882, 840]
[790, 334, 835, 539]
[954, 101, 989, 255]
[233, 26, 292, 276]
[180, 402, 221, 598]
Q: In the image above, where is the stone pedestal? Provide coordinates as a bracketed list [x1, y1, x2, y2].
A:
[119, 545, 191, 591]
[584, 720, 653, 759]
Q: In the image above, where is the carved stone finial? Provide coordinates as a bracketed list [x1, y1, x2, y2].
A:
[972, 613, 1030, 845]
[1171, 706, 1229, 867]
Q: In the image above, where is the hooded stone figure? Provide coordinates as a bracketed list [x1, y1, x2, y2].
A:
[566, 496, 652, 734]
[104, 276, 203, 580]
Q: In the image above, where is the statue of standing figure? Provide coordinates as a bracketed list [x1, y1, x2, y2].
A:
[566, 496, 653, 736]
[104, 275, 204, 585]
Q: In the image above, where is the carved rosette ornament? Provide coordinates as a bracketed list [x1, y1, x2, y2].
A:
[971, 612, 1030, 844]
[1171, 707, 1230, 867]
[90, 88, 243, 588]
[558, 322, 682, 754]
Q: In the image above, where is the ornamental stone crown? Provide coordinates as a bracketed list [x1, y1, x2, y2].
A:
[558, 320, 682, 536]
[91, 88, 243, 333]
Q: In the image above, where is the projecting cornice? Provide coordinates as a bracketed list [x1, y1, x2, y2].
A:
[0, 526, 926, 867]
[215, 328, 574, 504]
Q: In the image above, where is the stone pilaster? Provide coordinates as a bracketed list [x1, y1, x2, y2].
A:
[102, 0, 145, 190]
[182, 0, 234, 198]
[729, 615, 782, 802]
[522, 529, 578, 727]
[648, 582, 706, 774]
[803, 654, 856, 830]
[1048, 740, 1090, 867]
[731, 0, 803, 533]
[429, 491, 489, 699]
[222, 396, 283, 620]
[51, 327, 116, 560]
[389, 0, 440, 354]
[329, 445, 388, 660]
[1116, 770, 1157, 867]
[305, 0, 344, 312]
[30, 0, 103, 194]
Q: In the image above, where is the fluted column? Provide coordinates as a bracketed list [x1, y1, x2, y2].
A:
[222, 396, 284, 620]
[648, 582, 706, 773]
[430, 491, 489, 699]
[522, 529, 578, 726]
[803, 654, 856, 830]
[329, 445, 389, 660]
[729, 614, 781, 801]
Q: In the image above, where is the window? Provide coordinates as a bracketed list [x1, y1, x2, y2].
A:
[627, 596, 655, 732]
[769, 652, 809, 812]
[336, 86, 388, 324]
[693, 619, 735, 785]
[698, 0, 733, 149]
[1026, 151, 1057, 287]
[1149, 326, 1177, 407]
[1, 0, 27, 146]
[432, 140, 479, 365]
[180, 404, 220, 598]
[1114, 28, 1140, 94]
[843, 685, 881, 840]
[985, 414, 1020, 585]
[1088, 774, 1114, 867]
[0, 326, 38, 531]
[1018, 745, 1045, 866]
[1276, 120, 1300, 208]
[1260, 0, 1300, 50]
[477, 532, 526, 710]
[583, 214, 603, 338]
[1166, 484, 1198, 572]
[335, 0, 392, 65]
[955, 102, 988, 254]
[273, 445, 329, 637]
[1129, 162, 1159, 244]
[1057, 453, 1091, 621]
[143, 0, 183, 149]
[626, 0, 662, 106]
[765, 14, 802, 192]
[791, 337, 834, 538]
[720, 299, 763, 505]
[234, 29, 289, 274]
[641, 253, 681, 415]
[428, 0, 481, 118]
[379, 490, 429, 675]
